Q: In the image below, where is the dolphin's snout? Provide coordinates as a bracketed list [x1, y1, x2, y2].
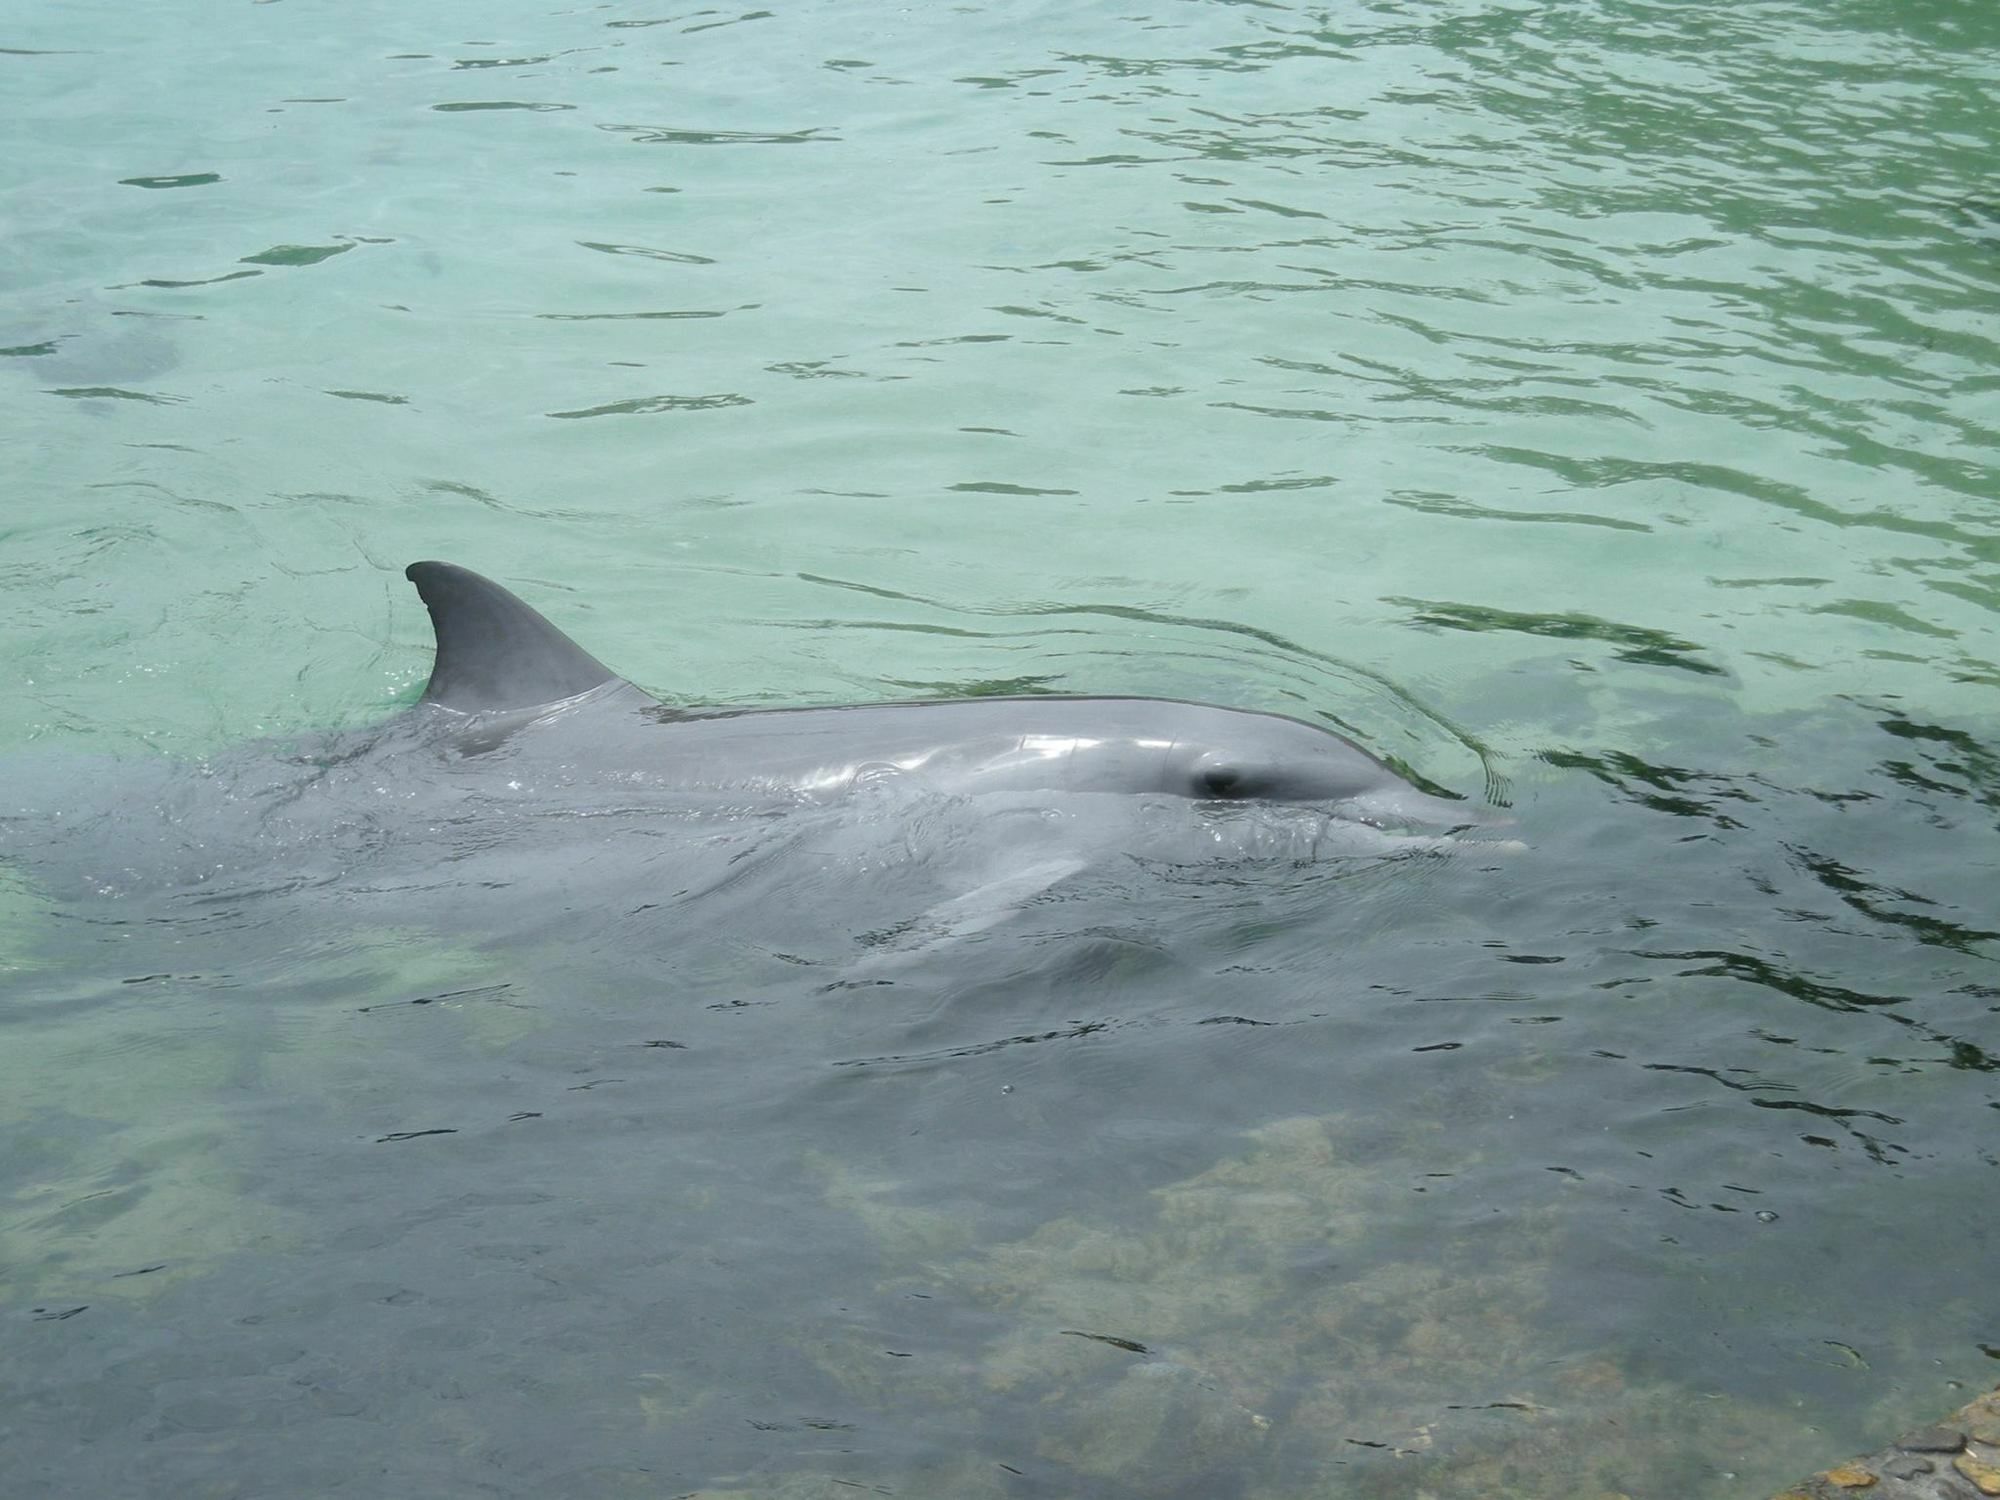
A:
[1344, 786, 1513, 833]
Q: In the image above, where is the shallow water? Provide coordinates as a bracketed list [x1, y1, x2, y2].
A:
[3, 0, 1997, 1495]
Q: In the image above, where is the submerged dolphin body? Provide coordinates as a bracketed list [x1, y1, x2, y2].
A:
[1, 564, 1503, 965]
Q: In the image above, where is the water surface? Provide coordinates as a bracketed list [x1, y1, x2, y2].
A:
[3, 1, 1997, 1495]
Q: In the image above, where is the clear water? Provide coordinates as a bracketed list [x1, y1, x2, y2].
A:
[3, 0, 1997, 1494]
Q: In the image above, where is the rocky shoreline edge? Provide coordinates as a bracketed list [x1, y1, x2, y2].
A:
[1773, 1386, 2000, 1500]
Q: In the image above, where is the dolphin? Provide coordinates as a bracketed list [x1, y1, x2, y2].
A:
[0, 563, 1504, 966]
[404, 561, 1489, 828]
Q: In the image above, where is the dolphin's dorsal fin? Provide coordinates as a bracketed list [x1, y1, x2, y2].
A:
[405, 561, 622, 712]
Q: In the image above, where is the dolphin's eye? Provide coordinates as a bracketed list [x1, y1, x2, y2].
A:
[1200, 766, 1247, 798]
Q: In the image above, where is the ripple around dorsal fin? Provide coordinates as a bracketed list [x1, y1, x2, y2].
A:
[404, 561, 624, 713]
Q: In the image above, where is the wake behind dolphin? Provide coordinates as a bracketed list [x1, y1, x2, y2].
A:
[1, 563, 1507, 966]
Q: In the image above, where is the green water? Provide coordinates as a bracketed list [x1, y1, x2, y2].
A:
[3, 1, 1997, 1496]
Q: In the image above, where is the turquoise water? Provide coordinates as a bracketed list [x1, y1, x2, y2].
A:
[3, 1, 1997, 1495]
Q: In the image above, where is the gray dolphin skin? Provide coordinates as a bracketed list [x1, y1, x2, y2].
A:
[0, 563, 1503, 964]
[403, 560, 1487, 829]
